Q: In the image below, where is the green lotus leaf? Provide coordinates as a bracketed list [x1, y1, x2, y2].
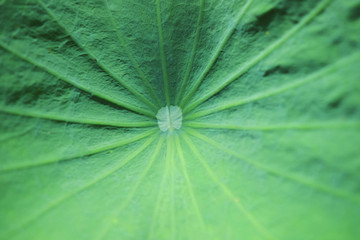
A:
[1, 0, 359, 239]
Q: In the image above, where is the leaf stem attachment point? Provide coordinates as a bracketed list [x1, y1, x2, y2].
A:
[156, 106, 183, 133]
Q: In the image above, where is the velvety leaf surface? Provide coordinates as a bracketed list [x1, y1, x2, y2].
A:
[0, 0, 359, 239]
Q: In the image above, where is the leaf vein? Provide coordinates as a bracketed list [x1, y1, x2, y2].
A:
[156, 0, 171, 105]
[182, 131, 275, 240]
[35, 0, 159, 113]
[0, 107, 156, 128]
[180, 0, 254, 108]
[0, 128, 157, 173]
[184, 53, 360, 119]
[0, 41, 155, 118]
[175, 0, 205, 105]
[3, 134, 157, 239]
[186, 128, 360, 204]
[104, 0, 162, 107]
[96, 137, 165, 240]
[183, 0, 333, 114]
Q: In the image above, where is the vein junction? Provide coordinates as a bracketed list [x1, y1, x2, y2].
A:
[156, 106, 183, 132]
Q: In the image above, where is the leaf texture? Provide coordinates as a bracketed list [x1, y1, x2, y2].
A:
[0, 0, 360, 239]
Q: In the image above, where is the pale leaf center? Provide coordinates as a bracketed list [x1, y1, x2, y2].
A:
[156, 105, 183, 132]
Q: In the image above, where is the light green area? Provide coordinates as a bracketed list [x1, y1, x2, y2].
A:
[156, 106, 183, 132]
[0, 0, 360, 239]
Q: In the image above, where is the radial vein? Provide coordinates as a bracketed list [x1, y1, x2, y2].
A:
[183, 121, 360, 131]
[156, 0, 171, 105]
[0, 41, 154, 118]
[169, 136, 176, 240]
[183, 0, 333, 114]
[184, 53, 360, 120]
[34, 0, 158, 113]
[147, 136, 172, 240]
[175, 0, 205, 105]
[96, 136, 165, 240]
[4, 134, 158, 239]
[182, 132, 275, 240]
[175, 135, 206, 231]
[0, 107, 156, 128]
[104, 0, 162, 107]
[186, 128, 360, 204]
[0, 128, 157, 173]
[180, 0, 254, 108]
